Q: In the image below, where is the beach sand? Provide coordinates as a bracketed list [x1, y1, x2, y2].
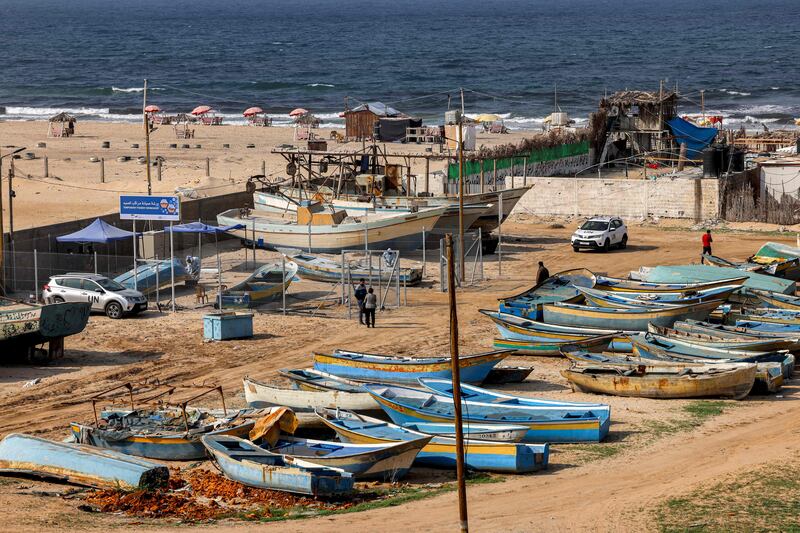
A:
[0, 120, 533, 230]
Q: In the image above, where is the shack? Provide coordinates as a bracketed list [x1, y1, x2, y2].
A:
[48, 112, 76, 138]
[344, 102, 409, 141]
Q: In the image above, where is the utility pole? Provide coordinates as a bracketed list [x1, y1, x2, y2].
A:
[458, 88, 465, 282]
[8, 159, 14, 243]
[143, 78, 152, 195]
[446, 233, 469, 533]
[0, 147, 25, 295]
[700, 89, 706, 121]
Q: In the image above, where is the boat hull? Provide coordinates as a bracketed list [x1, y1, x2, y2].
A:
[243, 376, 379, 412]
[542, 300, 721, 331]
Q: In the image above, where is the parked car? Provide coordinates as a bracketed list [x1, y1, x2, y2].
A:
[571, 217, 628, 252]
[42, 273, 147, 319]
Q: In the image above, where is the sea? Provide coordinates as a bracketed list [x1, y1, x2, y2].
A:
[2, 0, 799, 130]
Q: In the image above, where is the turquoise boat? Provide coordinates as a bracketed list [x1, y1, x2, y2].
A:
[202, 435, 354, 497]
[219, 261, 297, 308]
[498, 268, 595, 319]
[733, 320, 800, 333]
[594, 273, 747, 294]
[577, 285, 739, 309]
[114, 259, 189, 295]
[753, 242, 800, 261]
[703, 253, 800, 279]
[646, 324, 798, 353]
[1, 299, 90, 357]
[316, 408, 549, 473]
[0, 433, 168, 489]
[312, 349, 511, 384]
[542, 300, 721, 331]
[635, 265, 794, 295]
[264, 435, 430, 481]
[363, 383, 610, 443]
[675, 319, 800, 342]
[748, 289, 800, 310]
[480, 310, 633, 353]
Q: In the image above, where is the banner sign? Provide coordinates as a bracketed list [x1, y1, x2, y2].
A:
[120, 195, 180, 221]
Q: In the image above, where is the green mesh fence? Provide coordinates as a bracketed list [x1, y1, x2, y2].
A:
[447, 141, 589, 180]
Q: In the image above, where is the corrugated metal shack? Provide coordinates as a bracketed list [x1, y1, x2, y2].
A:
[344, 102, 408, 141]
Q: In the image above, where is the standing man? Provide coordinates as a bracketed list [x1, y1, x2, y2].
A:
[536, 261, 550, 285]
[701, 230, 713, 263]
[354, 278, 367, 325]
[364, 287, 377, 328]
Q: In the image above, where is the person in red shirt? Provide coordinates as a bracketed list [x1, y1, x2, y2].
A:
[701, 230, 713, 263]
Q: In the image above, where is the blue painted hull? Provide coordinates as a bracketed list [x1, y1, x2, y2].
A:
[313, 360, 499, 384]
[114, 259, 188, 295]
[542, 301, 720, 331]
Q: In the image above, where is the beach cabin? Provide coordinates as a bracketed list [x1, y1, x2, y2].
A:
[344, 102, 407, 141]
[48, 112, 76, 138]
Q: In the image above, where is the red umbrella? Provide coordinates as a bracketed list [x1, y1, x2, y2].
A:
[243, 106, 263, 117]
[191, 105, 213, 116]
[144, 105, 161, 113]
[289, 108, 308, 117]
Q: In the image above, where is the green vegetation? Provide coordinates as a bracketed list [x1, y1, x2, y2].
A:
[644, 401, 733, 438]
[566, 443, 622, 464]
[656, 462, 800, 532]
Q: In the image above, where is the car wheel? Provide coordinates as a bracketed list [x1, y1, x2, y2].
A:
[619, 234, 628, 249]
[52, 296, 65, 303]
[603, 239, 611, 252]
[105, 301, 123, 319]
[573, 246, 580, 253]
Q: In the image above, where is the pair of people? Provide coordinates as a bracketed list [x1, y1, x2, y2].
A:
[354, 279, 377, 327]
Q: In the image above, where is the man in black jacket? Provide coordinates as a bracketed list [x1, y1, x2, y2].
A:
[354, 279, 367, 325]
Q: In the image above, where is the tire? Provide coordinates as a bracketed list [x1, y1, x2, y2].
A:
[573, 246, 580, 253]
[603, 239, 611, 252]
[51, 296, 65, 303]
[620, 234, 628, 249]
[105, 301, 123, 319]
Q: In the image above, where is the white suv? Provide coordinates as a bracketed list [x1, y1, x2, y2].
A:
[571, 217, 628, 252]
[42, 273, 147, 319]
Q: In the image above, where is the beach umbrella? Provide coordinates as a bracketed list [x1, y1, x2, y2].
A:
[474, 113, 501, 123]
[243, 106, 263, 117]
[289, 108, 308, 117]
[191, 105, 213, 116]
[144, 105, 161, 113]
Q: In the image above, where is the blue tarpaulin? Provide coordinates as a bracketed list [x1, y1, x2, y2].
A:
[56, 218, 137, 243]
[667, 117, 718, 158]
[163, 222, 244, 234]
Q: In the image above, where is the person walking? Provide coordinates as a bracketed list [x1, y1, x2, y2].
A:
[364, 287, 377, 328]
[536, 261, 550, 285]
[354, 278, 368, 325]
[701, 230, 713, 263]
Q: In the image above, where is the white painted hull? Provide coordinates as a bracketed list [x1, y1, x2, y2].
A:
[243, 377, 379, 412]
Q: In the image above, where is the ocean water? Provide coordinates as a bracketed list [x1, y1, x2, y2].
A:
[2, 0, 799, 130]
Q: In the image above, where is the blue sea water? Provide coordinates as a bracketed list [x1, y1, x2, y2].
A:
[1, 0, 799, 129]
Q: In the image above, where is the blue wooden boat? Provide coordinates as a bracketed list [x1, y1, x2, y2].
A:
[202, 435, 354, 497]
[594, 273, 747, 294]
[263, 435, 430, 481]
[480, 310, 633, 353]
[363, 383, 610, 443]
[728, 309, 800, 326]
[71, 408, 257, 460]
[218, 261, 297, 308]
[1, 299, 91, 357]
[749, 289, 800, 310]
[703, 254, 800, 279]
[497, 268, 596, 319]
[675, 319, 800, 342]
[635, 265, 794, 295]
[114, 258, 189, 295]
[542, 300, 721, 331]
[399, 422, 528, 442]
[0, 433, 169, 489]
[316, 408, 549, 473]
[289, 253, 422, 285]
[577, 285, 739, 309]
[733, 320, 800, 333]
[646, 324, 798, 353]
[312, 349, 511, 384]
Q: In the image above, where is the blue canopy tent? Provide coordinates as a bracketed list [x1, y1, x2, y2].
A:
[163, 222, 245, 311]
[56, 218, 136, 243]
[667, 117, 718, 159]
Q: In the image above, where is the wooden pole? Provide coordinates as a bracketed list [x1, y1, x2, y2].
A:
[100, 157, 105, 183]
[446, 233, 469, 533]
[458, 88, 465, 282]
[205, 157, 210, 177]
[424, 158, 430, 194]
[143, 78, 152, 195]
[157, 158, 162, 181]
[480, 159, 485, 193]
[492, 159, 497, 190]
[8, 160, 14, 242]
[261, 160, 266, 175]
[43, 156, 49, 178]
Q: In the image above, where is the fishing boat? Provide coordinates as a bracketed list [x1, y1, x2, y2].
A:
[727, 309, 800, 326]
[634, 332, 794, 365]
[217, 201, 447, 253]
[362, 383, 610, 443]
[218, 261, 297, 308]
[675, 319, 800, 341]
[0, 433, 169, 489]
[702, 254, 800, 279]
[263, 435, 430, 481]
[312, 349, 511, 384]
[633, 265, 794, 295]
[114, 258, 189, 294]
[289, 252, 422, 285]
[593, 274, 747, 294]
[497, 269, 596, 319]
[646, 324, 798, 353]
[561, 363, 756, 399]
[243, 376, 379, 412]
[577, 285, 739, 309]
[71, 407, 259, 460]
[316, 409, 549, 473]
[480, 310, 632, 354]
[202, 435, 354, 496]
[483, 366, 534, 384]
[279, 368, 365, 393]
[748, 289, 800, 311]
[1, 299, 90, 356]
[748, 242, 800, 279]
[400, 422, 528, 442]
[542, 300, 721, 331]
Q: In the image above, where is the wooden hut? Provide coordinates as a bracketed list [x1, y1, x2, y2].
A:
[344, 102, 405, 141]
[48, 112, 76, 138]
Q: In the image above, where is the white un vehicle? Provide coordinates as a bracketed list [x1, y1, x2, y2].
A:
[571, 216, 628, 252]
[42, 273, 147, 319]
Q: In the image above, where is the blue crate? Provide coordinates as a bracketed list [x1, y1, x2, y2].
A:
[203, 312, 254, 340]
